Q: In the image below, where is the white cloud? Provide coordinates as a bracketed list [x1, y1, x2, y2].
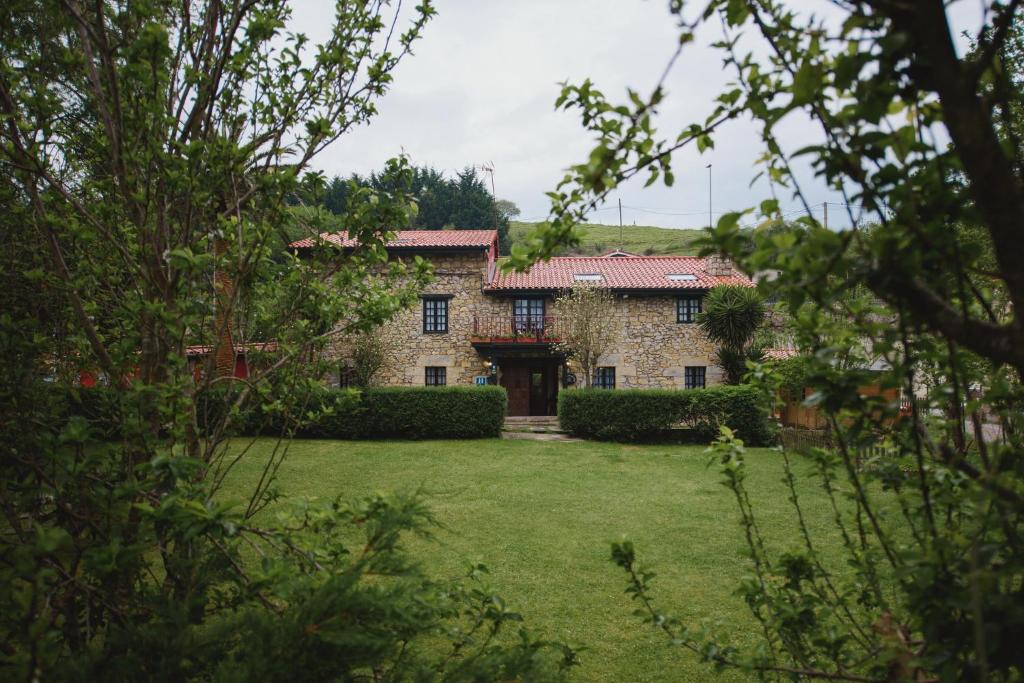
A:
[290, 0, 985, 231]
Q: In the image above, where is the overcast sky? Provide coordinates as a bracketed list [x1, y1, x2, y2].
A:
[291, 1, 981, 231]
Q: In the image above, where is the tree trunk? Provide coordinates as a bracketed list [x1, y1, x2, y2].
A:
[213, 237, 235, 378]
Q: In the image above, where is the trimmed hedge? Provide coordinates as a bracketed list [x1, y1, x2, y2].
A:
[557, 385, 774, 445]
[306, 386, 507, 440]
[76, 384, 510, 440]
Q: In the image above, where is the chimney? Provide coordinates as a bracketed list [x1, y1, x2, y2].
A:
[704, 254, 734, 277]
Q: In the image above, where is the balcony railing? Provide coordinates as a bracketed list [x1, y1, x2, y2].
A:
[471, 314, 561, 343]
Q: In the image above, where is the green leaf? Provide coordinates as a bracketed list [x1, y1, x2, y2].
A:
[791, 58, 819, 106]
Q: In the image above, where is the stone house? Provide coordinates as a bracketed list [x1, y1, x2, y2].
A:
[291, 229, 754, 416]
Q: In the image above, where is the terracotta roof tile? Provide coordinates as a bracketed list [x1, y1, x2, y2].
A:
[765, 347, 799, 360]
[487, 256, 753, 291]
[290, 229, 497, 250]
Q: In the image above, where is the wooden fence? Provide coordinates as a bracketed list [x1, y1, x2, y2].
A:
[779, 427, 900, 463]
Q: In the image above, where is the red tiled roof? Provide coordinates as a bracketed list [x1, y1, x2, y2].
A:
[290, 229, 497, 250]
[486, 256, 753, 291]
[765, 347, 799, 360]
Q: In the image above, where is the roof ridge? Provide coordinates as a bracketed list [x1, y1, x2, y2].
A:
[319, 228, 496, 234]
[291, 228, 498, 250]
[544, 255, 703, 261]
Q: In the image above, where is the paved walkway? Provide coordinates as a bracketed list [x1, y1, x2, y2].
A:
[502, 430, 581, 442]
[502, 416, 580, 442]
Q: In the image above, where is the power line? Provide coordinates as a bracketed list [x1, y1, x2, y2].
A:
[519, 200, 870, 226]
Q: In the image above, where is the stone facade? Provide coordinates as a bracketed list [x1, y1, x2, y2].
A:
[328, 248, 726, 390]
[329, 252, 505, 386]
[576, 294, 725, 388]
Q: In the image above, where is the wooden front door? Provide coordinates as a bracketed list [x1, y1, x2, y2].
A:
[502, 363, 531, 416]
[500, 360, 558, 416]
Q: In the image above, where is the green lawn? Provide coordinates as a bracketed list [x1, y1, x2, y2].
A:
[509, 221, 703, 256]
[219, 438, 848, 682]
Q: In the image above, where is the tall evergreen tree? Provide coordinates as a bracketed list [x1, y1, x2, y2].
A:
[321, 165, 511, 253]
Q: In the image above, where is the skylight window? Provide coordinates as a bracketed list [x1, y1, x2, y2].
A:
[666, 274, 698, 282]
[573, 273, 603, 282]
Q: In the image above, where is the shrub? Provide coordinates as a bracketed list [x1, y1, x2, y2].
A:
[347, 386, 507, 439]
[558, 385, 773, 445]
[66, 384, 508, 440]
[698, 286, 766, 384]
[46, 385, 124, 439]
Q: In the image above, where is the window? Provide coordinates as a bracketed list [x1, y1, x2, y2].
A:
[666, 273, 697, 282]
[425, 366, 446, 386]
[513, 298, 545, 333]
[676, 295, 702, 323]
[684, 366, 706, 389]
[423, 297, 448, 333]
[339, 365, 356, 388]
[593, 366, 616, 389]
[573, 273, 603, 282]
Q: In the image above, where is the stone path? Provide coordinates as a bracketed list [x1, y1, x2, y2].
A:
[502, 416, 580, 442]
[502, 430, 581, 442]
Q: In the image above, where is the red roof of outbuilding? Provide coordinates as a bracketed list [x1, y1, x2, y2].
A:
[486, 256, 752, 291]
[290, 229, 497, 250]
[765, 347, 799, 360]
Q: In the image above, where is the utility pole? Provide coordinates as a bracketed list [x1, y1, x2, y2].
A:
[823, 201, 828, 230]
[479, 162, 499, 240]
[618, 197, 623, 248]
[706, 163, 713, 229]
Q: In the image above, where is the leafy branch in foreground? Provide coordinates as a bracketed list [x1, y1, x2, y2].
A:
[615, 429, 921, 682]
[0, 2, 573, 680]
[540, 1, 1024, 679]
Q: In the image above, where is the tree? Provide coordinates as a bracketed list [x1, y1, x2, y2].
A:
[0, 2, 574, 679]
[318, 165, 513, 254]
[698, 286, 766, 384]
[553, 285, 617, 389]
[349, 327, 391, 387]
[514, 1, 1024, 680]
[496, 198, 521, 222]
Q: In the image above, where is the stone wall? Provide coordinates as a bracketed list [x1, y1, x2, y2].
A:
[328, 252, 507, 386]
[561, 294, 724, 389]
[328, 251, 723, 388]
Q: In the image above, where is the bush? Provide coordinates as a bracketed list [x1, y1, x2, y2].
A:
[257, 385, 507, 439]
[558, 385, 773, 445]
[345, 386, 507, 439]
[64, 384, 508, 440]
[42, 385, 125, 439]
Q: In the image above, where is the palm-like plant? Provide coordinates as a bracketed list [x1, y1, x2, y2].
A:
[698, 286, 765, 384]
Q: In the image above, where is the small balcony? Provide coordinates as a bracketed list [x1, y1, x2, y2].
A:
[471, 314, 561, 345]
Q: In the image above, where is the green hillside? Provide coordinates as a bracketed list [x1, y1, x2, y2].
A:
[509, 220, 703, 256]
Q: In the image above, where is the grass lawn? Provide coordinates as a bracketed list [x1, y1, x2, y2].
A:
[509, 221, 703, 256]
[219, 438, 849, 682]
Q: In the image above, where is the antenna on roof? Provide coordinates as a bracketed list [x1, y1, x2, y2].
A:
[706, 163, 713, 231]
[618, 197, 623, 250]
[478, 162, 495, 195]
[478, 162, 499, 239]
